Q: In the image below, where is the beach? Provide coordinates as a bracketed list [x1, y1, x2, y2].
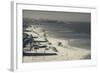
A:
[23, 32, 90, 62]
[23, 10, 91, 63]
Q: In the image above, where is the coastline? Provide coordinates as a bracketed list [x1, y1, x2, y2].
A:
[23, 34, 90, 62]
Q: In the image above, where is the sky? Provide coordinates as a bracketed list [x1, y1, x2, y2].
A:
[23, 10, 91, 22]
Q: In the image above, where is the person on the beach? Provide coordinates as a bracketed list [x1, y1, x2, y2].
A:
[29, 34, 34, 51]
[42, 29, 48, 42]
[58, 42, 63, 46]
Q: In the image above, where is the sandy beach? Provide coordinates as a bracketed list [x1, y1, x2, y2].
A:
[23, 31, 90, 63]
[22, 10, 91, 63]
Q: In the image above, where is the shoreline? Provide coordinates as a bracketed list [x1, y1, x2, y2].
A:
[23, 26, 91, 63]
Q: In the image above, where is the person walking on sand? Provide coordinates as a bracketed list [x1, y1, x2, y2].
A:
[29, 34, 34, 51]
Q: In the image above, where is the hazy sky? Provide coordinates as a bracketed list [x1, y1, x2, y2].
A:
[23, 10, 91, 22]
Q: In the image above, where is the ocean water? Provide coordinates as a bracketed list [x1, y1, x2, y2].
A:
[33, 22, 90, 37]
[31, 22, 91, 49]
[32, 22, 91, 49]
[68, 38, 90, 49]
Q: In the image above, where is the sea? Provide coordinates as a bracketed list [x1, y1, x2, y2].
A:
[32, 21, 91, 49]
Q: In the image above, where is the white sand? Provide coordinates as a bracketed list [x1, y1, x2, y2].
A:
[23, 37, 90, 63]
[23, 26, 90, 63]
